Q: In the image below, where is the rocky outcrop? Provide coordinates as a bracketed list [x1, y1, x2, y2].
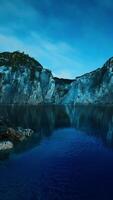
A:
[0, 141, 13, 151]
[0, 117, 34, 151]
[2, 127, 33, 142]
[0, 51, 113, 105]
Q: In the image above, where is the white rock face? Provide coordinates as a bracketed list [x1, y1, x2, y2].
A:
[0, 141, 13, 151]
[0, 51, 113, 105]
[61, 59, 113, 105]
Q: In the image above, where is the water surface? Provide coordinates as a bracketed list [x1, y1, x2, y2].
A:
[0, 105, 113, 200]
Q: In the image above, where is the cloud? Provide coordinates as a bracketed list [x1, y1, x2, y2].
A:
[0, 31, 84, 78]
[0, 0, 113, 78]
[0, 0, 83, 79]
[0, 0, 42, 37]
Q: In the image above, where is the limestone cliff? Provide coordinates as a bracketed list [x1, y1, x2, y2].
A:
[0, 51, 113, 105]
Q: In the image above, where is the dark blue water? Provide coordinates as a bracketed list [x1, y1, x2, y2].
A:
[0, 105, 113, 200]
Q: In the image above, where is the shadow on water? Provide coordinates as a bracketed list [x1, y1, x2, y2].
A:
[0, 105, 113, 160]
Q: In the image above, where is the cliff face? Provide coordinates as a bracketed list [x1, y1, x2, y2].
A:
[0, 51, 113, 105]
[62, 58, 113, 105]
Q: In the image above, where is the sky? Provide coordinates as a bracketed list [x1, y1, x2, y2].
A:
[0, 0, 113, 78]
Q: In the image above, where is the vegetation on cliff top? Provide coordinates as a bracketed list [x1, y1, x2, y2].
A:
[0, 51, 42, 71]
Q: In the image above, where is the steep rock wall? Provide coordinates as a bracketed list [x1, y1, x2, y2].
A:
[0, 51, 113, 105]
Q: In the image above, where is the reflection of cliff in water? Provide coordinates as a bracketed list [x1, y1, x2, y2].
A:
[0, 106, 71, 160]
[0, 105, 71, 133]
[0, 105, 113, 159]
[66, 105, 113, 148]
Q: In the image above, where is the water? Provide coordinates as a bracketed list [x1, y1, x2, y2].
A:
[0, 105, 113, 200]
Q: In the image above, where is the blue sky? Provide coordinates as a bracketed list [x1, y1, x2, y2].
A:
[0, 0, 113, 78]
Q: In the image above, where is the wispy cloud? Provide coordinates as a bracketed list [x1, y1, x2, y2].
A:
[0, 31, 84, 78]
[0, 0, 113, 78]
